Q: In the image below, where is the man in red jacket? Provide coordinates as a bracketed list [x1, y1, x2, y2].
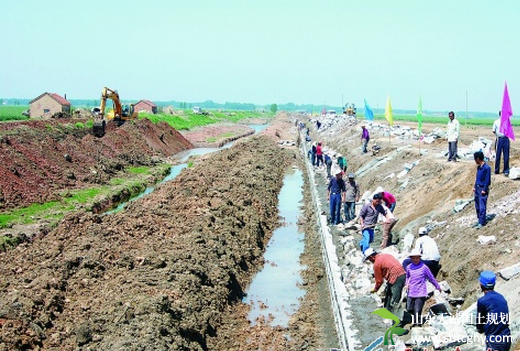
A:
[364, 248, 406, 313]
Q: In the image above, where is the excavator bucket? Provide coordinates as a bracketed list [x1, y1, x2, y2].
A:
[92, 119, 106, 137]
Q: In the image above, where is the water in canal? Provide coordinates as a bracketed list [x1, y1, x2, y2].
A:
[104, 124, 268, 214]
[244, 168, 306, 327]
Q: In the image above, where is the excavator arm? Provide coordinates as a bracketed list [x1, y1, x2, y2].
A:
[92, 87, 136, 137]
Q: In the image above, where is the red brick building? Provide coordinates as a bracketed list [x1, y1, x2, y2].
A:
[134, 100, 157, 114]
[29, 93, 71, 118]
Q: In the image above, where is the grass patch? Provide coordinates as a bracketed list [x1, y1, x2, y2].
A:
[127, 166, 151, 175]
[0, 200, 65, 228]
[110, 178, 125, 185]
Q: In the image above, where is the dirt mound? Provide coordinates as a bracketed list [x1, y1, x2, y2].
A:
[0, 135, 296, 350]
[0, 119, 193, 210]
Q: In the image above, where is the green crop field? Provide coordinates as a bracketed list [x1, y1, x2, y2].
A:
[0, 106, 29, 121]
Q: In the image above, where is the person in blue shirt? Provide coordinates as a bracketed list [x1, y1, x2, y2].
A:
[476, 271, 511, 351]
[327, 168, 346, 225]
[472, 151, 491, 229]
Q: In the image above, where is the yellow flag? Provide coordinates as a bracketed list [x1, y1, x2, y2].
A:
[385, 96, 393, 127]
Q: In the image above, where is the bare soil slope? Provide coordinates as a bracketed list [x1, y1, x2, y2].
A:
[0, 119, 193, 210]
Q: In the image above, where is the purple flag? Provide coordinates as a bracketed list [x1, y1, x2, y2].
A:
[500, 82, 515, 141]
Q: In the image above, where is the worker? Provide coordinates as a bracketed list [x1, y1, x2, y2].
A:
[379, 204, 397, 249]
[311, 142, 317, 167]
[343, 173, 360, 222]
[361, 125, 370, 153]
[403, 249, 441, 327]
[358, 193, 389, 253]
[316, 142, 324, 168]
[492, 111, 510, 176]
[364, 248, 406, 314]
[324, 153, 333, 179]
[476, 271, 512, 351]
[472, 151, 491, 229]
[446, 111, 460, 162]
[337, 154, 347, 173]
[327, 168, 346, 225]
[414, 227, 441, 277]
[376, 187, 397, 212]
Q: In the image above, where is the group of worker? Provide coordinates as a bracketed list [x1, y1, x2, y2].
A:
[305, 114, 512, 351]
[360, 111, 512, 350]
[364, 243, 511, 351]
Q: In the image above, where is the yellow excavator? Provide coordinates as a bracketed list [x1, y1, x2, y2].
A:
[92, 87, 137, 137]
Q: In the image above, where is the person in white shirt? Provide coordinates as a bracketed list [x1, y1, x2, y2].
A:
[446, 111, 460, 162]
[414, 227, 441, 277]
[492, 111, 510, 176]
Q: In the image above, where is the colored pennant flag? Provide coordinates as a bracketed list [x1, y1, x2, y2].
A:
[417, 97, 423, 134]
[500, 82, 515, 141]
[364, 99, 374, 121]
[385, 96, 393, 127]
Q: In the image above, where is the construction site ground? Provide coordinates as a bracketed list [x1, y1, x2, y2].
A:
[0, 114, 519, 350]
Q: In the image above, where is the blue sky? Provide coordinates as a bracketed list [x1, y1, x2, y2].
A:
[1, 0, 519, 113]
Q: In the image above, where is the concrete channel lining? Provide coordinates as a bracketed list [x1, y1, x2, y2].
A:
[301, 139, 359, 351]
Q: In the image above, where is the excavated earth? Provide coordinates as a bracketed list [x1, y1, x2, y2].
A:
[0, 115, 334, 351]
[1, 114, 520, 351]
[0, 119, 193, 210]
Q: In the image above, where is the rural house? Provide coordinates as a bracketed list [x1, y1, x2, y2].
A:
[29, 92, 71, 118]
[134, 99, 157, 114]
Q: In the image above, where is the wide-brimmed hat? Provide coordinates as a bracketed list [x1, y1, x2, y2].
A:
[408, 249, 422, 258]
[363, 247, 377, 261]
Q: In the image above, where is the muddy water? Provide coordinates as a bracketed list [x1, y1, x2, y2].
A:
[244, 168, 306, 326]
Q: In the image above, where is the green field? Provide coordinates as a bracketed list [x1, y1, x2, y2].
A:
[140, 109, 272, 130]
[0, 105, 29, 121]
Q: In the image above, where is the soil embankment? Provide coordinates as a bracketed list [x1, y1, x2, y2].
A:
[0, 115, 335, 350]
[0, 119, 193, 210]
[0, 135, 288, 350]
